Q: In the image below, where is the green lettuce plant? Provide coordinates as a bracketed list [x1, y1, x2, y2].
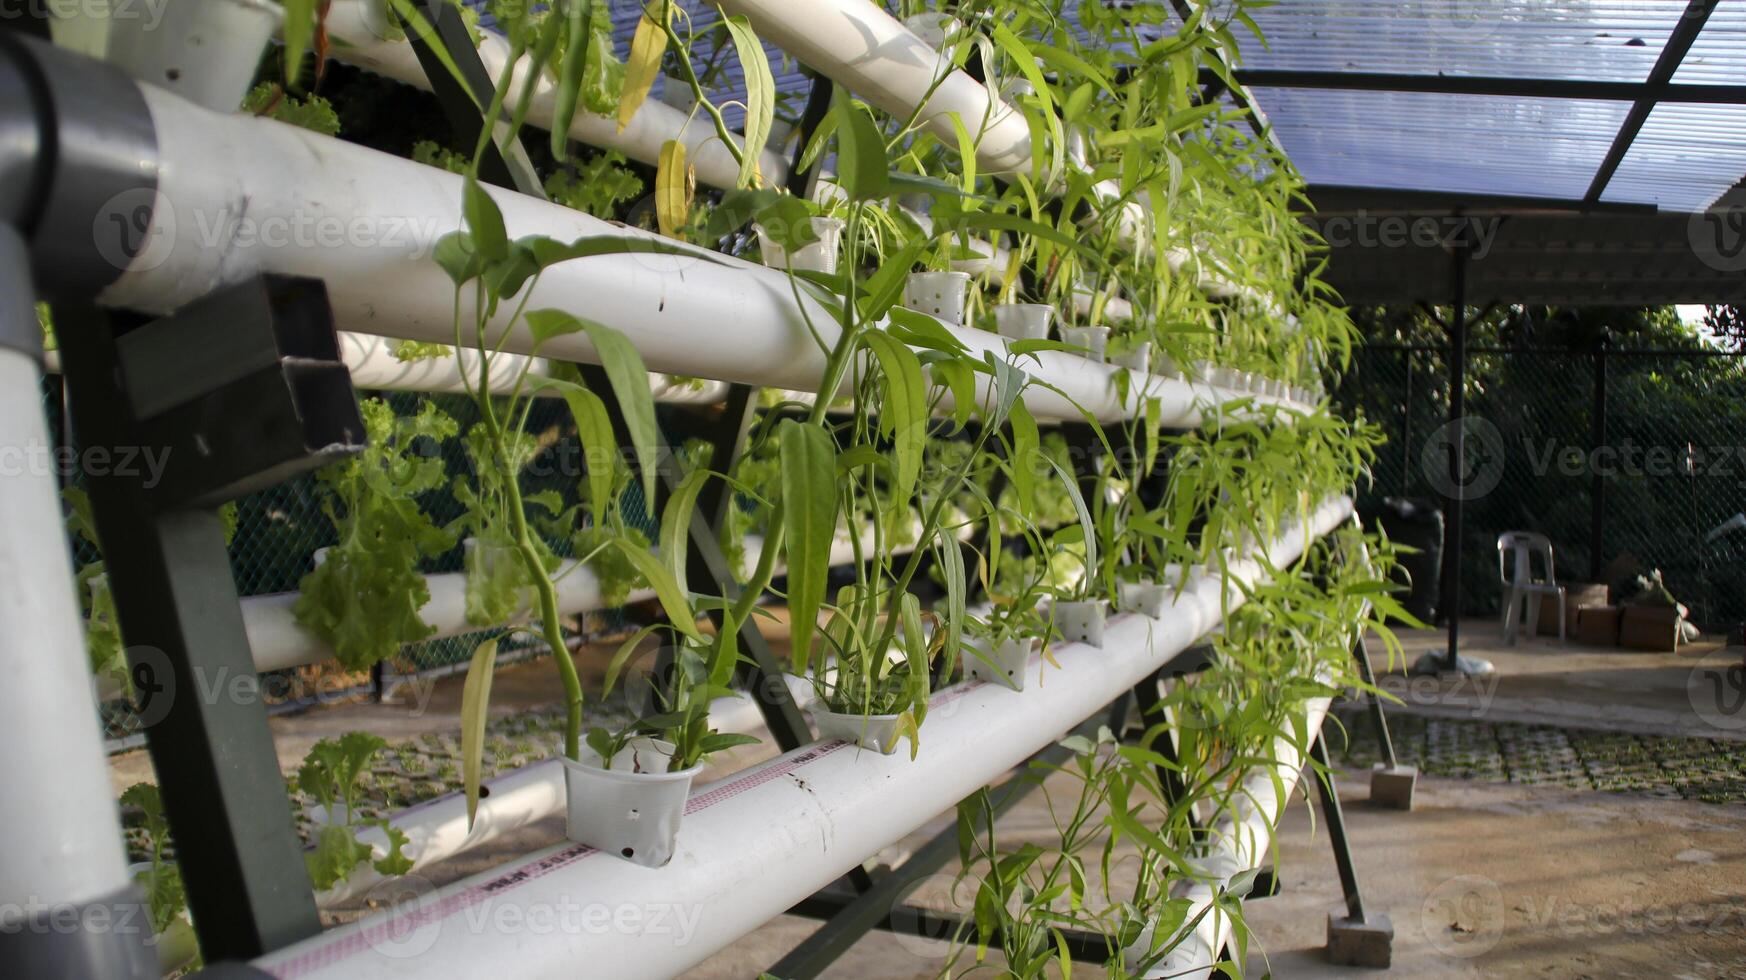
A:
[294, 400, 457, 672]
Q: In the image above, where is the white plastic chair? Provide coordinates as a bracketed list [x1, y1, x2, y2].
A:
[1497, 531, 1565, 645]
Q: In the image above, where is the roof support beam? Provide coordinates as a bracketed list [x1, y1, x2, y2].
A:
[1584, 0, 1721, 204]
[1220, 68, 1746, 105]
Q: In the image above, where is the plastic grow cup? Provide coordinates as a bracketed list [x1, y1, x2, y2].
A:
[1060, 326, 1110, 363]
[756, 217, 845, 275]
[966, 636, 1034, 692]
[993, 303, 1054, 342]
[105, 0, 282, 113]
[660, 75, 698, 113]
[1117, 581, 1171, 619]
[902, 271, 973, 327]
[1112, 341, 1152, 375]
[562, 746, 700, 868]
[812, 707, 904, 755]
[1055, 599, 1110, 647]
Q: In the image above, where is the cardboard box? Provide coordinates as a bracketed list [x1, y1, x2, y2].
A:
[1575, 605, 1621, 646]
[1543, 583, 1610, 636]
[1619, 604, 1681, 652]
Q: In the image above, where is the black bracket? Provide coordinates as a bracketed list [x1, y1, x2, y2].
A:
[55, 274, 363, 961]
[114, 275, 364, 507]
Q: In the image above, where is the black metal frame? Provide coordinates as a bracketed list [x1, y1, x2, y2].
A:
[1209, 0, 1736, 213]
[55, 284, 357, 961]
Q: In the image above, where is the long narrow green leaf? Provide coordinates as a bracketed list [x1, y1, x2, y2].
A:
[530, 376, 618, 521]
[1008, 397, 1039, 517]
[660, 468, 708, 597]
[460, 638, 499, 827]
[607, 538, 702, 640]
[1044, 454, 1097, 592]
[937, 525, 965, 680]
[579, 321, 662, 506]
[859, 330, 927, 508]
[899, 592, 929, 729]
[780, 419, 837, 673]
[722, 15, 774, 188]
[833, 94, 890, 201]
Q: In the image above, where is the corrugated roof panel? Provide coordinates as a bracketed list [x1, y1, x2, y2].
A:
[1251, 88, 1632, 200]
[1601, 101, 1746, 209]
[1672, 0, 1746, 82]
[1239, 0, 1683, 81]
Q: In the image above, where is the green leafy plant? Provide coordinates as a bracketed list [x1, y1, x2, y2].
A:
[242, 82, 341, 135]
[588, 626, 760, 772]
[296, 733, 414, 890]
[294, 400, 457, 671]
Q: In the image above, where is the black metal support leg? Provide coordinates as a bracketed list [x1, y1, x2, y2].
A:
[1351, 634, 1397, 770]
[1311, 727, 1396, 966]
[772, 695, 1134, 977]
[54, 280, 362, 960]
[1441, 245, 1469, 672]
[404, 0, 545, 197]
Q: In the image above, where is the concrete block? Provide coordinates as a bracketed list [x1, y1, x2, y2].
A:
[1370, 764, 1417, 810]
[1327, 910, 1393, 968]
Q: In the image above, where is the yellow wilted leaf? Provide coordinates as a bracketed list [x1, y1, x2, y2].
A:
[656, 139, 694, 240]
[617, 5, 669, 132]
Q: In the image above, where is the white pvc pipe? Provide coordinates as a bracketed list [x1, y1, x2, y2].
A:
[337, 332, 732, 405]
[313, 674, 814, 908]
[91, 522, 934, 701]
[252, 496, 1352, 979]
[0, 347, 135, 908]
[320, 0, 788, 193]
[715, 0, 1031, 176]
[99, 84, 1261, 424]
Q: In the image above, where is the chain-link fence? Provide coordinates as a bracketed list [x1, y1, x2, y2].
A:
[43, 377, 664, 747]
[1334, 344, 1746, 630]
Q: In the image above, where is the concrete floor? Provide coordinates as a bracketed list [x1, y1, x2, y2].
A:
[1375, 621, 1743, 742]
[109, 618, 1746, 977]
[690, 774, 1746, 979]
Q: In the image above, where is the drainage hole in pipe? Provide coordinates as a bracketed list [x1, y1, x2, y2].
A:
[621, 847, 635, 858]
[478, 785, 491, 799]
[166, 68, 181, 82]
[627, 808, 640, 821]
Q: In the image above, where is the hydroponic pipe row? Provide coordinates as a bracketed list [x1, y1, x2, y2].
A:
[96, 82, 1297, 425]
[92, 524, 952, 701]
[250, 496, 1354, 980]
[319, 0, 791, 192]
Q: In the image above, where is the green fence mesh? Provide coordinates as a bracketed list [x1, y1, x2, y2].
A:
[44, 378, 664, 746]
[1334, 345, 1746, 629]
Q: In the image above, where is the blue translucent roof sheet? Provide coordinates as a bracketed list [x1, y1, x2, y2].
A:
[1233, 1, 1746, 211]
[1602, 101, 1746, 209]
[1239, 1, 1685, 81]
[1251, 88, 1631, 201]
